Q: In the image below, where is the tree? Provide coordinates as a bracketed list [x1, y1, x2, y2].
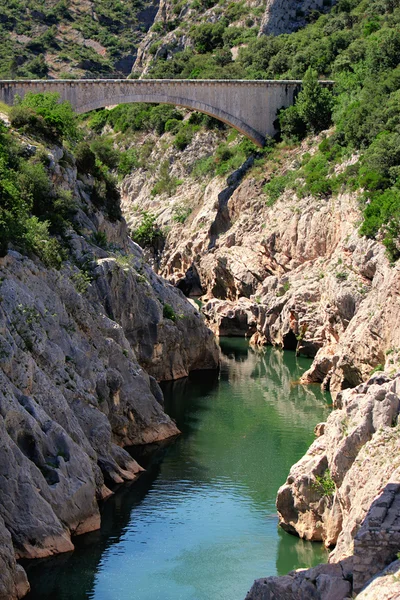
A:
[296, 67, 334, 133]
[279, 67, 333, 140]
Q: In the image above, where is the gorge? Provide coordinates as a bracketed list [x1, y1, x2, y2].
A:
[0, 0, 400, 598]
[23, 340, 331, 600]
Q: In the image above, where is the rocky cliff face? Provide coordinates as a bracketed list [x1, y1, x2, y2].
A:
[259, 0, 338, 36]
[122, 129, 399, 394]
[245, 372, 400, 599]
[0, 129, 219, 598]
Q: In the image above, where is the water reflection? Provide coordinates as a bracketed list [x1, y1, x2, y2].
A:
[25, 340, 330, 600]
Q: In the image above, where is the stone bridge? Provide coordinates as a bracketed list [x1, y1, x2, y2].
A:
[0, 79, 332, 147]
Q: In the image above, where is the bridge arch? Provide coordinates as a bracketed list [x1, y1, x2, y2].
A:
[76, 93, 263, 146]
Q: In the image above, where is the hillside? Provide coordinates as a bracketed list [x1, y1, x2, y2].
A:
[0, 0, 159, 79]
[78, 0, 400, 388]
[81, 0, 400, 267]
[0, 0, 342, 80]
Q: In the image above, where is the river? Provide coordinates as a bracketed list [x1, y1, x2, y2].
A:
[24, 338, 331, 600]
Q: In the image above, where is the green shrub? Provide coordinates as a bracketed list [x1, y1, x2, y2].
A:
[95, 167, 122, 222]
[25, 54, 49, 78]
[335, 271, 348, 281]
[280, 68, 334, 141]
[276, 280, 291, 296]
[23, 216, 63, 268]
[75, 142, 97, 174]
[151, 22, 164, 33]
[370, 363, 385, 376]
[174, 124, 195, 150]
[264, 174, 293, 206]
[151, 160, 183, 197]
[90, 230, 108, 249]
[279, 105, 307, 142]
[106, 103, 183, 136]
[165, 118, 182, 134]
[90, 137, 120, 170]
[87, 110, 109, 133]
[131, 211, 163, 247]
[192, 155, 215, 178]
[300, 152, 337, 197]
[225, 1, 250, 22]
[17, 160, 52, 214]
[72, 270, 92, 294]
[0, 128, 30, 255]
[10, 105, 56, 141]
[360, 187, 400, 261]
[172, 204, 192, 223]
[148, 105, 183, 135]
[51, 188, 78, 232]
[215, 144, 233, 164]
[190, 22, 225, 53]
[118, 149, 139, 177]
[0, 122, 66, 263]
[163, 303, 177, 322]
[10, 92, 77, 142]
[313, 469, 335, 496]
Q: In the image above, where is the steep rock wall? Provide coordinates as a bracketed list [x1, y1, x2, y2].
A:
[0, 134, 219, 597]
[122, 130, 398, 393]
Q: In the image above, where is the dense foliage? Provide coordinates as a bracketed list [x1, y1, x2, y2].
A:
[10, 92, 78, 142]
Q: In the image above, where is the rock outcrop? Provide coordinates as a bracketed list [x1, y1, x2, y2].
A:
[356, 559, 400, 600]
[118, 94, 400, 600]
[0, 517, 29, 600]
[259, 0, 338, 36]
[132, 0, 338, 76]
[245, 561, 352, 600]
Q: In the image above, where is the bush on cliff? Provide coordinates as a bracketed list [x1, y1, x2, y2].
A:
[10, 92, 78, 143]
[0, 90, 123, 263]
[131, 211, 163, 247]
[0, 122, 63, 266]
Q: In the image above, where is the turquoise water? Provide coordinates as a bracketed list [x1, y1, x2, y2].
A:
[25, 339, 331, 600]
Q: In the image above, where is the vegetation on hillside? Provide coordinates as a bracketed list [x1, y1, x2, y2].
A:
[0, 92, 122, 265]
[0, 0, 155, 79]
[147, 0, 399, 81]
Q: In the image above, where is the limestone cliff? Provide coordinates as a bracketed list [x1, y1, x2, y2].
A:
[121, 129, 399, 394]
[120, 126, 400, 596]
[0, 126, 219, 598]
